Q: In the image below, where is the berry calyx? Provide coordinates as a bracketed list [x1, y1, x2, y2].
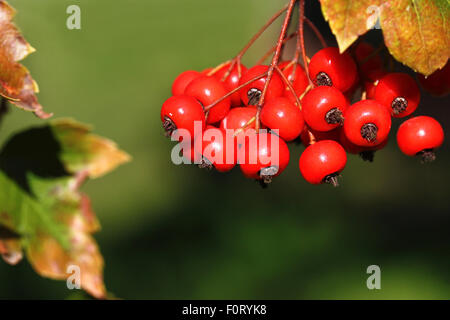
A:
[343, 100, 391, 147]
[308, 47, 357, 92]
[260, 97, 305, 141]
[172, 70, 202, 96]
[184, 76, 231, 124]
[397, 116, 444, 163]
[161, 95, 205, 139]
[374, 73, 421, 118]
[339, 128, 388, 162]
[238, 131, 290, 183]
[195, 127, 237, 172]
[214, 62, 248, 106]
[301, 86, 349, 132]
[239, 65, 284, 106]
[299, 140, 347, 186]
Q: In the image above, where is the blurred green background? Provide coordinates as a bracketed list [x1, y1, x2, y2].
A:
[0, 0, 449, 299]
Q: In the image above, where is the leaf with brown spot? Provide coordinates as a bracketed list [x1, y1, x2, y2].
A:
[0, 0, 51, 118]
[0, 119, 130, 298]
[319, 0, 450, 75]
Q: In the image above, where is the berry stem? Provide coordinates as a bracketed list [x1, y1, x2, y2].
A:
[299, 0, 312, 86]
[304, 17, 327, 48]
[221, 3, 290, 81]
[256, 31, 299, 65]
[255, 0, 297, 131]
[275, 66, 302, 109]
[204, 71, 269, 111]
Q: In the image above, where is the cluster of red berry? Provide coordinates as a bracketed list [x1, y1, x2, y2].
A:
[161, 2, 446, 187]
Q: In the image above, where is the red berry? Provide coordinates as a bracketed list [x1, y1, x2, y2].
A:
[184, 76, 231, 124]
[365, 69, 387, 99]
[239, 65, 285, 106]
[161, 95, 205, 140]
[279, 62, 309, 104]
[238, 131, 290, 183]
[374, 73, 420, 118]
[417, 62, 450, 97]
[299, 140, 347, 186]
[397, 116, 444, 162]
[201, 68, 213, 75]
[260, 97, 305, 141]
[301, 86, 349, 132]
[172, 70, 202, 96]
[195, 127, 237, 172]
[339, 128, 388, 162]
[354, 42, 383, 79]
[343, 100, 391, 147]
[220, 106, 257, 133]
[214, 62, 248, 106]
[308, 47, 357, 92]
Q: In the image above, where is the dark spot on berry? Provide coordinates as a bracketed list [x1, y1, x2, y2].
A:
[259, 166, 279, 184]
[361, 123, 378, 142]
[392, 97, 408, 115]
[163, 116, 177, 137]
[247, 88, 262, 106]
[325, 108, 344, 125]
[418, 149, 436, 163]
[323, 173, 340, 187]
[198, 157, 213, 170]
[359, 150, 375, 162]
[316, 72, 332, 87]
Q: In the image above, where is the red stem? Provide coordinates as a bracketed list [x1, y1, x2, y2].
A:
[304, 17, 327, 48]
[204, 71, 269, 111]
[275, 66, 302, 109]
[221, 3, 290, 81]
[299, 0, 312, 86]
[255, 0, 297, 131]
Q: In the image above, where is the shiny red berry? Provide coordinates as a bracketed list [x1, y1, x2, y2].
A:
[239, 65, 285, 106]
[301, 86, 349, 132]
[214, 62, 248, 106]
[238, 131, 290, 183]
[161, 95, 205, 140]
[195, 127, 237, 172]
[172, 70, 202, 96]
[417, 62, 450, 97]
[220, 106, 257, 133]
[364, 69, 387, 99]
[397, 116, 444, 162]
[260, 97, 305, 141]
[339, 128, 388, 162]
[299, 140, 347, 186]
[374, 73, 420, 118]
[308, 47, 357, 92]
[343, 100, 391, 147]
[279, 61, 309, 104]
[184, 76, 231, 124]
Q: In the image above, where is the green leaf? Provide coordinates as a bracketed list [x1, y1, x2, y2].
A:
[319, 0, 450, 75]
[0, 119, 130, 298]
